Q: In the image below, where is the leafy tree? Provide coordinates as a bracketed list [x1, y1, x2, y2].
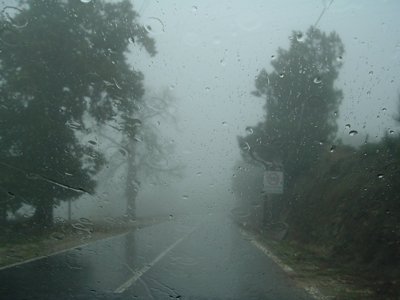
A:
[239, 27, 344, 187]
[0, 0, 155, 227]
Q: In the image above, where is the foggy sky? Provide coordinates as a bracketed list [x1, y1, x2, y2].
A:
[3, 0, 399, 219]
[132, 0, 400, 216]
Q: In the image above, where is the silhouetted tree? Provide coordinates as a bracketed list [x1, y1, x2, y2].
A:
[0, 0, 155, 227]
[239, 27, 344, 187]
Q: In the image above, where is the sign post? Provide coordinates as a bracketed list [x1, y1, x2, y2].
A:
[263, 171, 284, 195]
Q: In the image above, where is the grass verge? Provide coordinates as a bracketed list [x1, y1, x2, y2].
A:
[0, 216, 170, 269]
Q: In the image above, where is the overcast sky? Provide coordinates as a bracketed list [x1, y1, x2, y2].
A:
[4, 0, 398, 218]
[128, 0, 400, 215]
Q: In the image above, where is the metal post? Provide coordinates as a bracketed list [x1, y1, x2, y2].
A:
[68, 199, 71, 222]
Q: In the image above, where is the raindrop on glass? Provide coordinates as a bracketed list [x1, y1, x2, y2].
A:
[279, 73, 285, 78]
[2, 6, 28, 28]
[50, 232, 65, 240]
[245, 126, 253, 134]
[296, 32, 304, 42]
[345, 124, 351, 129]
[144, 17, 165, 35]
[65, 120, 82, 130]
[349, 130, 358, 136]
[191, 5, 198, 12]
[182, 195, 189, 200]
[313, 76, 322, 84]
[377, 174, 384, 179]
[242, 142, 251, 151]
[330, 145, 336, 152]
[80, 0, 92, 3]
[222, 121, 228, 126]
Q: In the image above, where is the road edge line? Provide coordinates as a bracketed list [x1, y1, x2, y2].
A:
[0, 231, 128, 271]
[239, 228, 327, 300]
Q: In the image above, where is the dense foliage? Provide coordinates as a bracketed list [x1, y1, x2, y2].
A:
[0, 0, 155, 226]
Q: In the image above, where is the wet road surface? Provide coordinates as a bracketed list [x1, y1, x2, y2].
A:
[0, 214, 312, 299]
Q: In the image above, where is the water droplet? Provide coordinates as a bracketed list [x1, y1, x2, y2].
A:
[349, 130, 358, 136]
[65, 120, 82, 130]
[295, 32, 304, 42]
[279, 73, 285, 78]
[80, 0, 92, 3]
[377, 174, 384, 179]
[313, 76, 322, 84]
[242, 142, 251, 151]
[88, 140, 97, 145]
[345, 124, 351, 129]
[2, 6, 28, 28]
[381, 107, 387, 111]
[191, 5, 198, 12]
[50, 232, 65, 240]
[330, 145, 336, 152]
[205, 87, 211, 92]
[169, 214, 174, 220]
[182, 195, 189, 200]
[143, 17, 165, 35]
[72, 222, 90, 233]
[79, 217, 93, 226]
[368, 70, 374, 75]
[245, 127, 253, 134]
[113, 78, 122, 90]
[271, 55, 276, 60]
[389, 130, 395, 134]
[336, 56, 343, 62]
[222, 121, 228, 126]
[196, 172, 202, 176]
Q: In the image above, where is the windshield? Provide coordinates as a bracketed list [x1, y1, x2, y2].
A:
[0, 0, 399, 299]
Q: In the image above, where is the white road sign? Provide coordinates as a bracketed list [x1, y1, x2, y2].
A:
[263, 171, 284, 194]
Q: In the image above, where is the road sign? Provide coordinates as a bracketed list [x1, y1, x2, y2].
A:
[263, 171, 284, 194]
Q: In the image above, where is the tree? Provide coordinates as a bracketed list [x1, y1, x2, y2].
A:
[239, 27, 344, 186]
[0, 0, 155, 227]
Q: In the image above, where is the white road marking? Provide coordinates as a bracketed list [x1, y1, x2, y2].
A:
[0, 231, 129, 271]
[114, 231, 192, 294]
[239, 228, 326, 300]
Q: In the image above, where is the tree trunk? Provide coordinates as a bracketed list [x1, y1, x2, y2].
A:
[33, 201, 54, 228]
[0, 205, 7, 225]
[126, 140, 138, 220]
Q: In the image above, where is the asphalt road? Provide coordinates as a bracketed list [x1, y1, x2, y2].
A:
[0, 214, 312, 299]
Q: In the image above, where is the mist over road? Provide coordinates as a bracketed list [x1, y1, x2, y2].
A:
[0, 214, 311, 300]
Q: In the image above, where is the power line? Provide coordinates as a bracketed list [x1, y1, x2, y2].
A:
[314, 0, 334, 27]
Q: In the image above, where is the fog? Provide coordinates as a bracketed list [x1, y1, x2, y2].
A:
[49, 0, 400, 221]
